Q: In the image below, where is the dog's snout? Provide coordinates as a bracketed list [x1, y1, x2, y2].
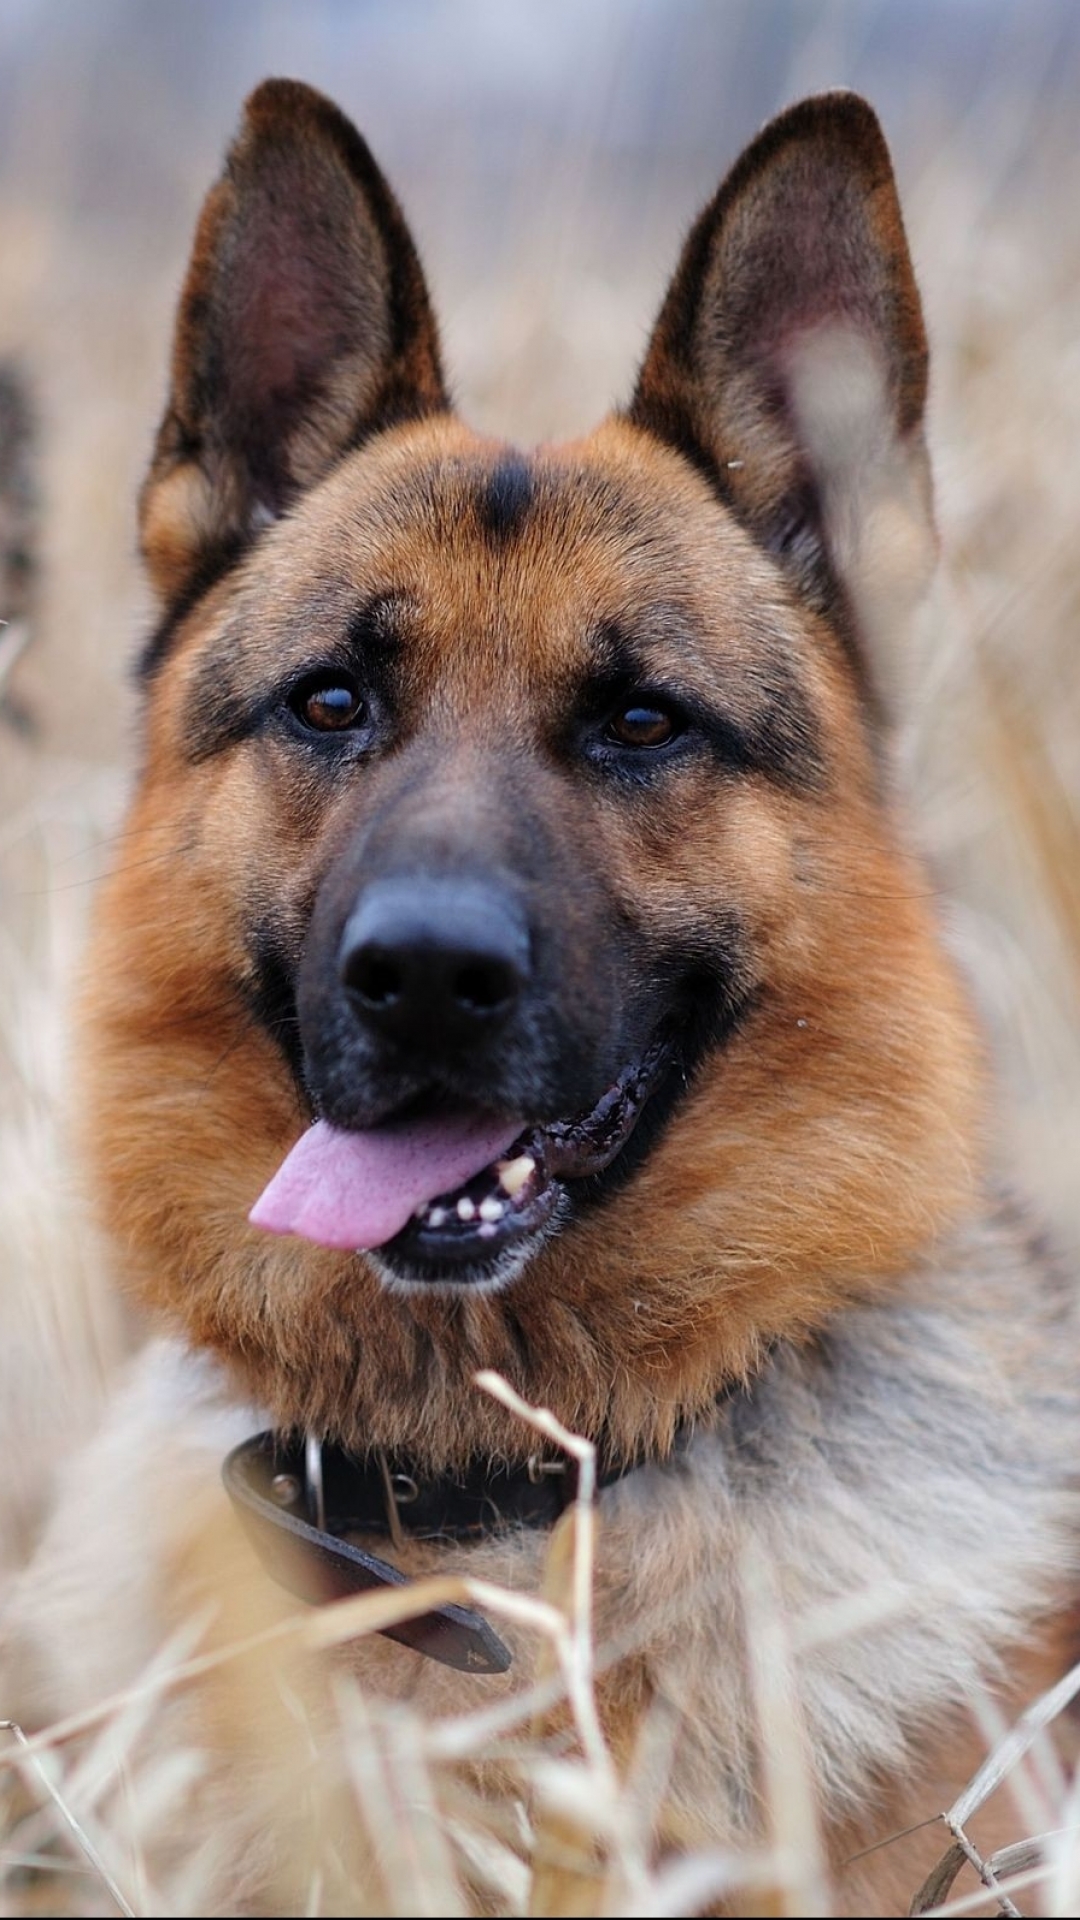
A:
[339, 878, 530, 1048]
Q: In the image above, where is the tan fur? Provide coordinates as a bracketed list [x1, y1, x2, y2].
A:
[6, 80, 1078, 1916]
[82, 413, 983, 1462]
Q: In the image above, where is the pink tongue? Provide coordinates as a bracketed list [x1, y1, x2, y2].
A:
[249, 1112, 522, 1252]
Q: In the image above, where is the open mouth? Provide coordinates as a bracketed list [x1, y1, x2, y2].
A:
[249, 1037, 673, 1286]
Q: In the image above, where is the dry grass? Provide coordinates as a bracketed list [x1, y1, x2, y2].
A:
[3, 1397, 1080, 1918]
[1, 4, 1079, 1913]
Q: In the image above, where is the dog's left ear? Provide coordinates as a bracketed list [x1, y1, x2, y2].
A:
[141, 78, 447, 602]
[629, 93, 935, 714]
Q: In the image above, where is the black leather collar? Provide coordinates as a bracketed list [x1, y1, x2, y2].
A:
[223, 1431, 628, 1675]
[222, 1372, 755, 1677]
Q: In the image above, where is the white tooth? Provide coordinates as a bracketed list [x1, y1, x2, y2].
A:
[428, 1206, 447, 1228]
[478, 1222, 497, 1239]
[497, 1154, 535, 1197]
[479, 1196, 504, 1223]
[456, 1197, 476, 1222]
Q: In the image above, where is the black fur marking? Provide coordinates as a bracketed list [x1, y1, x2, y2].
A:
[575, 930, 760, 1217]
[342, 591, 407, 703]
[701, 673, 825, 793]
[137, 533, 250, 685]
[586, 621, 649, 690]
[271, 591, 405, 748]
[181, 590, 406, 766]
[183, 676, 265, 764]
[576, 624, 825, 794]
[244, 925, 307, 1094]
[477, 454, 535, 541]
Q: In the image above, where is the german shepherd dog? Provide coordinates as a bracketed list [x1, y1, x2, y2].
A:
[8, 80, 1079, 1916]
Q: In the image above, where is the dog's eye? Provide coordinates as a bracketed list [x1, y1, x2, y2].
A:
[290, 677, 366, 733]
[606, 701, 681, 749]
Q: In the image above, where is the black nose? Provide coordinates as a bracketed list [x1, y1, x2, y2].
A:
[339, 877, 530, 1050]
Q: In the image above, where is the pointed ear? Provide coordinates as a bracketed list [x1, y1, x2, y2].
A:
[629, 93, 935, 714]
[140, 79, 448, 601]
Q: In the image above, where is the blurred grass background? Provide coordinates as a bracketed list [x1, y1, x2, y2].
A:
[0, 2, 1078, 1911]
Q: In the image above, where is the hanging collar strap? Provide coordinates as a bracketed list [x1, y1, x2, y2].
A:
[222, 1429, 629, 1675]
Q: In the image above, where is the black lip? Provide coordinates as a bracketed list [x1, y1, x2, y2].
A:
[368, 989, 752, 1288]
[370, 1038, 674, 1286]
[393, 1179, 563, 1276]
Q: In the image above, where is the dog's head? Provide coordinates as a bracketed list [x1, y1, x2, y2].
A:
[82, 82, 980, 1456]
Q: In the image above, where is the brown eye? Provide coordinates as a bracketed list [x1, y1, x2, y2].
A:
[606, 702, 679, 749]
[292, 677, 366, 733]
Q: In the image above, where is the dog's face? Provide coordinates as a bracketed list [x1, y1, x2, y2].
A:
[151, 421, 834, 1298]
[81, 82, 981, 1456]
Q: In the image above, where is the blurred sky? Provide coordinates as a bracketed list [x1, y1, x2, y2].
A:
[3, 1, 1079, 196]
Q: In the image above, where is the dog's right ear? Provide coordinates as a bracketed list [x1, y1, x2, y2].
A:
[140, 79, 447, 603]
